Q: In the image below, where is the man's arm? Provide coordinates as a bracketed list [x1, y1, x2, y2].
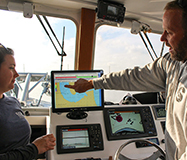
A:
[65, 54, 169, 93]
[93, 56, 167, 92]
[65, 78, 94, 93]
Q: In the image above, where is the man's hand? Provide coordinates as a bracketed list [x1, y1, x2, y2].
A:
[33, 134, 56, 154]
[64, 78, 94, 93]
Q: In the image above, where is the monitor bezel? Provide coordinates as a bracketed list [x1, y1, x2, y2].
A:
[152, 104, 166, 120]
[103, 106, 157, 141]
[51, 70, 104, 114]
[56, 124, 104, 154]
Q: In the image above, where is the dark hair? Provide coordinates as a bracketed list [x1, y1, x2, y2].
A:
[164, 0, 187, 32]
[0, 45, 14, 67]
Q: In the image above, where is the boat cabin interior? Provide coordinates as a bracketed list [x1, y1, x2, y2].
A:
[0, 0, 169, 160]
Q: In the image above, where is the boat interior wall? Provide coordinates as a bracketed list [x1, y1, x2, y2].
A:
[77, 8, 96, 70]
[0, 0, 170, 33]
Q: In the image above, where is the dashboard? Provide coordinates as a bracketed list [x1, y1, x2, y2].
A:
[48, 104, 166, 160]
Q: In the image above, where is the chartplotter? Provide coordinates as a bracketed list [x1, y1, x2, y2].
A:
[0, 0, 170, 159]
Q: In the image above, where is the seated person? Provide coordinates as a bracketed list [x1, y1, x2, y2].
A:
[0, 44, 56, 160]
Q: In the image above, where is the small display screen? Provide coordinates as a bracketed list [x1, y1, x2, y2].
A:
[97, 0, 125, 23]
[61, 128, 89, 149]
[104, 106, 157, 140]
[109, 110, 144, 135]
[153, 105, 166, 118]
[107, 5, 118, 15]
[155, 107, 166, 117]
[56, 124, 104, 154]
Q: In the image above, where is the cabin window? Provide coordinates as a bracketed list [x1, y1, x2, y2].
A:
[94, 25, 168, 103]
[0, 10, 76, 72]
[0, 10, 76, 106]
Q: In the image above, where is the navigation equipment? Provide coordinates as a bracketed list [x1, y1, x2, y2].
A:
[56, 124, 104, 154]
[96, 0, 126, 23]
[152, 104, 166, 119]
[51, 70, 104, 119]
[103, 106, 157, 140]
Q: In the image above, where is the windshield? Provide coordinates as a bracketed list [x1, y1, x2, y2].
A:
[94, 25, 168, 103]
[0, 10, 76, 107]
[0, 10, 168, 105]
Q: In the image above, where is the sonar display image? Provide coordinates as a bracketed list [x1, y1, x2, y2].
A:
[109, 111, 144, 135]
[62, 128, 89, 149]
[55, 81, 100, 108]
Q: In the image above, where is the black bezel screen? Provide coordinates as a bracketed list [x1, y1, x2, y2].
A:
[56, 124, 104, 154]
[51, 70, 104, 113]
[103, 106, 157, 141]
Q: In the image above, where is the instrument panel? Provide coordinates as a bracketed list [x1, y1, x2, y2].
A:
[48, 104, 166, 160]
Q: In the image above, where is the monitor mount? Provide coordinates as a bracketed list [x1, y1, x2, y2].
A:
[66, 109, 88, 120]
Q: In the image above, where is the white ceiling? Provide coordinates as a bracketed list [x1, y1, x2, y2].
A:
[0, 0, 171, 33]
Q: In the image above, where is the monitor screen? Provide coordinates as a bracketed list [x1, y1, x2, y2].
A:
[152, 104, 166, 119]
[61, 128, 90, 149]
[107, 5, 118, 16]
[109, 110, 144, 135]
[51, 70, 104, 118]
[103, 106, 157, 140]
[56, 124, 104, 154]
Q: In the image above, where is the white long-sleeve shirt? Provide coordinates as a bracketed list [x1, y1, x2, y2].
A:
[93, 53, 187, 160]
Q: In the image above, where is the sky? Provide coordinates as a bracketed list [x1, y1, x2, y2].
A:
[0, 10, 76, 73]
[0, 9, 168, 102]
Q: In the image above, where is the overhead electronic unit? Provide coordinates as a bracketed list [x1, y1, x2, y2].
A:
[96, 0, 126, 23]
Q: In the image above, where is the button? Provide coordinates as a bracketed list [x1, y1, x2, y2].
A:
[161, 139, 165, 143]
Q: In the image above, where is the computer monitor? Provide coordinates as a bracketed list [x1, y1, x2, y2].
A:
[103, 106, 157, 140]
[51, 70, 104, 119]
[56, 124, 104, 154]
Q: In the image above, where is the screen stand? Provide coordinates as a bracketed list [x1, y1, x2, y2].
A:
[66, 110, 88, 120]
